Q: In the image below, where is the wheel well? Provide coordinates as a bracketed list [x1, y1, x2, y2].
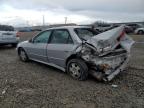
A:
[66, 54, 88, 66]
[66, 54, 78, 66]
[18, 47, 23, 55]
[138, 30, 144, 33]
[137, 30, 144, 35]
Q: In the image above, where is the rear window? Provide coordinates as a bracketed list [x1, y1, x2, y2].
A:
[74, 28, 99, 40]
[0, 25, 14, 31]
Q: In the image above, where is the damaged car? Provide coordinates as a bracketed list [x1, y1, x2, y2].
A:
[17, 25, 134, 81]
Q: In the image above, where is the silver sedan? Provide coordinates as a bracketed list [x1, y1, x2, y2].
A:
[17, 26, 134, 81]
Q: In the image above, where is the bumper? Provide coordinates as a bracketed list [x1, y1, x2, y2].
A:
[106, 56, 129, 81]
[0, 39, 19, 45]
[0, 41, 18, 45]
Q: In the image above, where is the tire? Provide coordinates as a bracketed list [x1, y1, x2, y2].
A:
[18, 48, 29, 62]
[66, 59, 88, 81]
[11, 43, 17, 47]
[138, 30, 144, 35]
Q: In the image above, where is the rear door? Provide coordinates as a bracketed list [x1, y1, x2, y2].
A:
[46, 29, 75, 68]
[27, 30, 52, 62]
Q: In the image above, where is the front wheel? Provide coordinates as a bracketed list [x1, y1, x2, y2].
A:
[66, 59, 88, 81]
[18, 48, 29, 62]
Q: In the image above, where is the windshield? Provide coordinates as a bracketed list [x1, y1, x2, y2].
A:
[74, 28, 99, 40]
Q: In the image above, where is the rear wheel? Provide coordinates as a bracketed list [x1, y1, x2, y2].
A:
[18, 48, 29, 62]
[66, 59, 88, 81]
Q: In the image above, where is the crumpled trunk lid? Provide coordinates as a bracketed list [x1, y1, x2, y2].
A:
[86, 25, 135, 54]
[78, 25, 135, 81]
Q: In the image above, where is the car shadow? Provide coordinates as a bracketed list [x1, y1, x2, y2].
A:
[28, 60, 110, 84]
[18, 59, 127, 84]
[0, 45, 16, 50]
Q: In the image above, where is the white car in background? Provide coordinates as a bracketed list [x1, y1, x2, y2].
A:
[0, 25, 19, 47]
[135, 28, 144, 35]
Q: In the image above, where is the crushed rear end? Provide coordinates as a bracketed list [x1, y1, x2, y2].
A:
[76, 25, 134, 81]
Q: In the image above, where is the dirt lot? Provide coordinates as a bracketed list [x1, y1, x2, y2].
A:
[0, 33, 144, 108]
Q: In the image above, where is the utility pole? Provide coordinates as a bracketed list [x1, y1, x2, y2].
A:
[26, 20, 29, 27]
[65, 17, 67, 24]
[43, 15, 45, 26]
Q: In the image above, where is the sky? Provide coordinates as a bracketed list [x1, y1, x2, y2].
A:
[0, 0, 144, 27]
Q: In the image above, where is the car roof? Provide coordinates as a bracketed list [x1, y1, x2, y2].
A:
[46, 26, 91, 30]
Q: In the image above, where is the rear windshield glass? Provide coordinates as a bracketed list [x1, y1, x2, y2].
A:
[0, 25, 14, 31]
[74, 28, 99, 40]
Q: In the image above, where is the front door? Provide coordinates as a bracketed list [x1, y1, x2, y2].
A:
[27, 30, 52, 62]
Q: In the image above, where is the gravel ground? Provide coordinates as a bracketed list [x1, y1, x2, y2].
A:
[0, 33, 144, 108]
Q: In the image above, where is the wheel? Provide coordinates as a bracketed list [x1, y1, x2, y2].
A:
[18, 48, 29, 62]
[138, 30, 144, 35]
[11, 43, 17, 47]
[66, 59, 88, 81]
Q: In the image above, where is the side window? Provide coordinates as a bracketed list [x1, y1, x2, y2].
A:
[50, 29, 73, 44]
[75, 29, 94, 37]
[33, 31, 51, 43]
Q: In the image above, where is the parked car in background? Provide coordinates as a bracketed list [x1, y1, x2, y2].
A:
[32, 29, 42, 32]
[17, 26, 134, 81]
[124, 26, 134, 34]
[18, 28, 42, 32]
[126, 23, 143, 31]
[0, 25, 19, 47]
[94, 23, 113, 32]
[135, 27, 144, 35]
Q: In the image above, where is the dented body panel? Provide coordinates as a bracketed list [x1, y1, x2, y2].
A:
[75, 26, 134, 81]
